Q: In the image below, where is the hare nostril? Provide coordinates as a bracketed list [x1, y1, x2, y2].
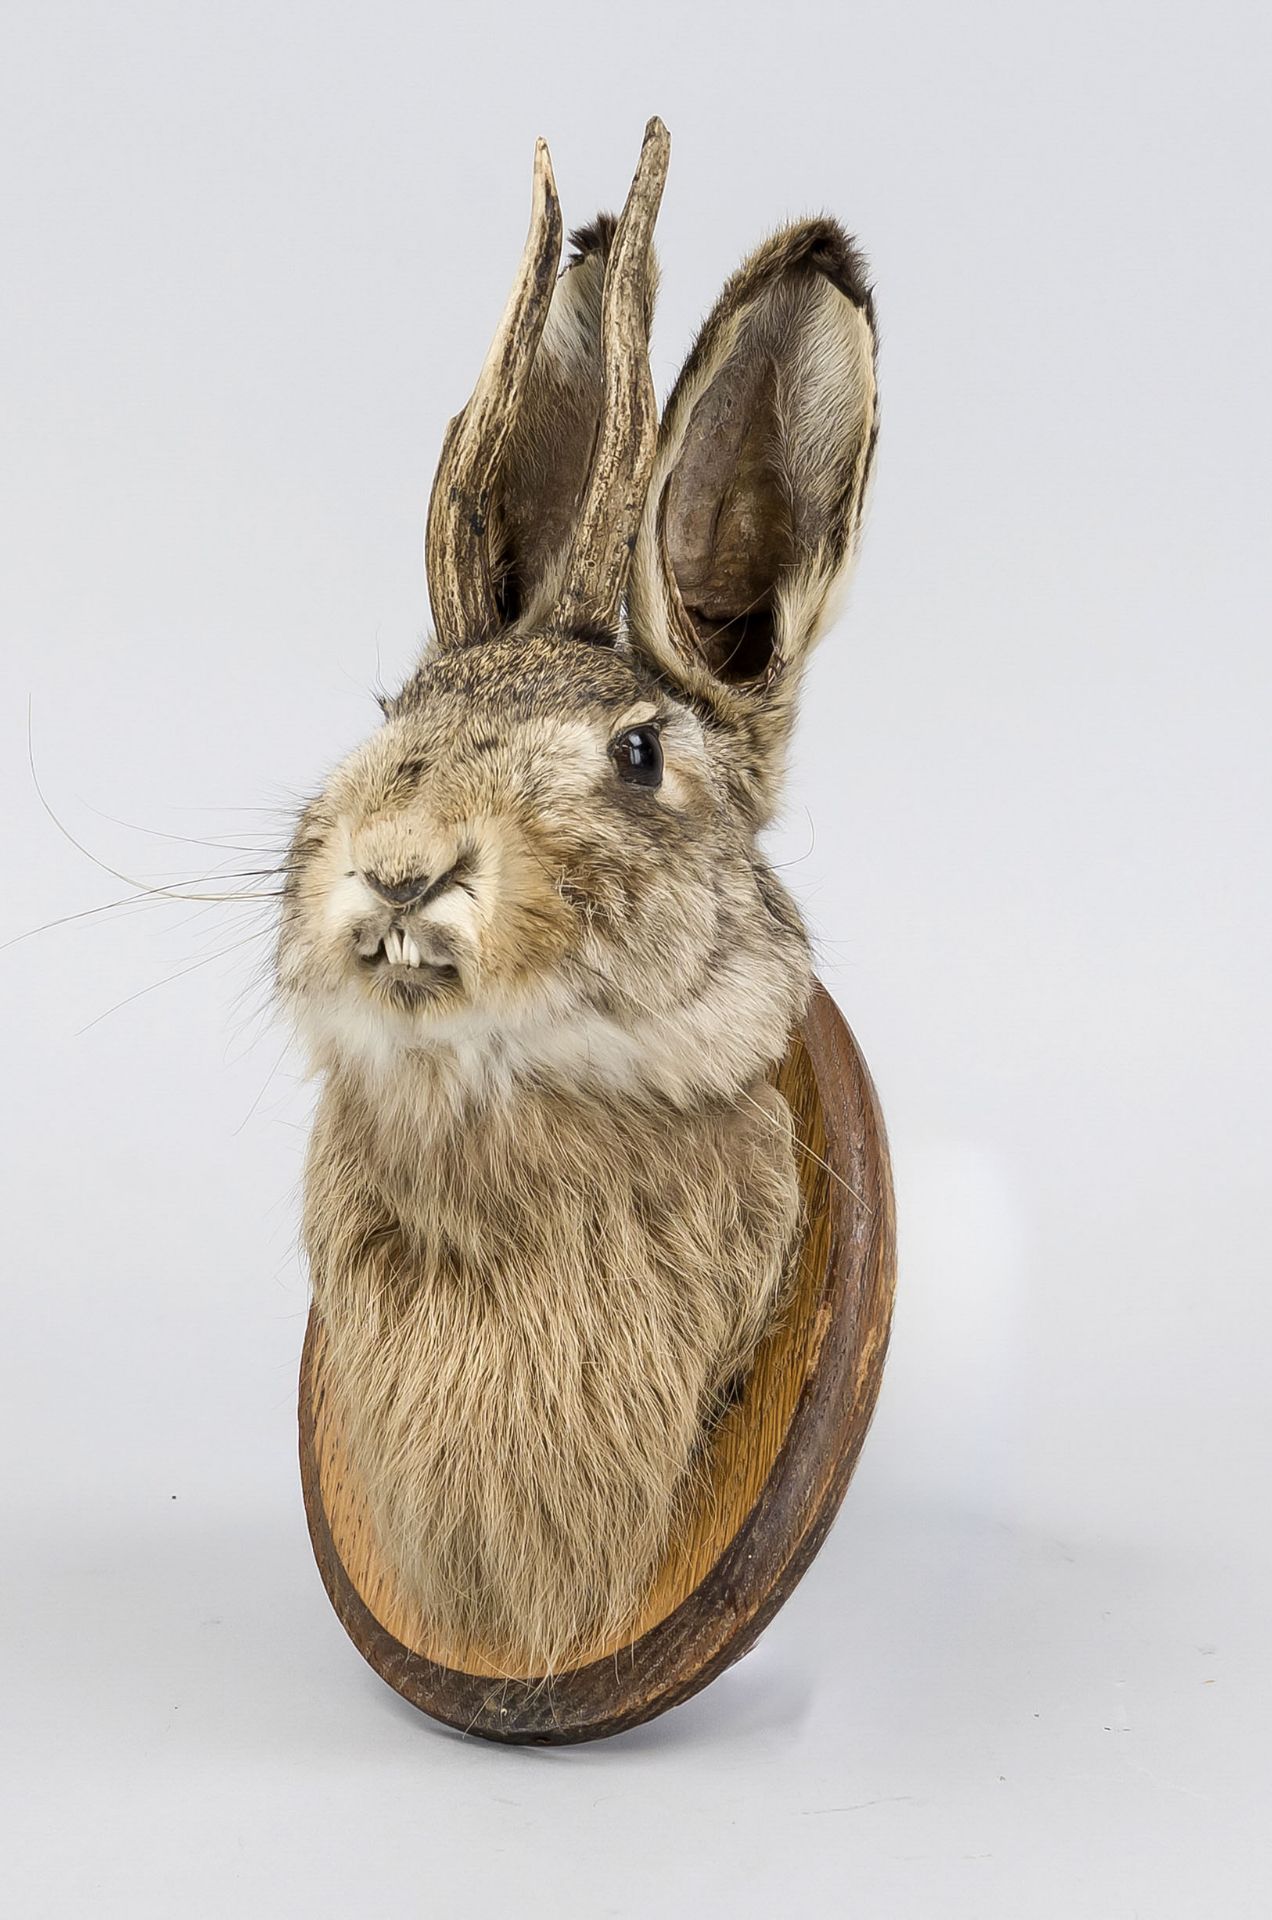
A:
[360, 859, 465, 910]
[361, 870, 434, 907]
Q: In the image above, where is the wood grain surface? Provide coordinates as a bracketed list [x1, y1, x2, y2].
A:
[298, 982, 896, 1742]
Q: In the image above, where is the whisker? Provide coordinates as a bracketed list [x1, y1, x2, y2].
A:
[1, 890, 188, 954]
[169, 804, 299, 819]
[733, 1082, 872, 1214]
[27, 703, 288, 906]
[767, 805, 817, 872]
[75, 932, 270, 1036]
[233, 1036, 294, 1135]
[79, 801, 285, 856]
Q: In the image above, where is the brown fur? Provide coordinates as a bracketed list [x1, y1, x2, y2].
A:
[305, 1052, 797, 1668]
[278, 131, 879, 1673]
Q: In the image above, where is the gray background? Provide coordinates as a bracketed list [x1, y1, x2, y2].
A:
[2, 2, 1269, 1913]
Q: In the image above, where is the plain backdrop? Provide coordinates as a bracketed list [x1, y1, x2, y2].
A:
[2, 3, 1269, 1914]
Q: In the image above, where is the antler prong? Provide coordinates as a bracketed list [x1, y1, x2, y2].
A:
[549, 117, 670, 636]
[425, 138, 563, 647]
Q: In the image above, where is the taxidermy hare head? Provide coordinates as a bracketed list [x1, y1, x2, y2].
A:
[279, 119, 878, 1673]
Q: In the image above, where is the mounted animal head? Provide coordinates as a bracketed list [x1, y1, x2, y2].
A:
[278, 120, 879, 1107]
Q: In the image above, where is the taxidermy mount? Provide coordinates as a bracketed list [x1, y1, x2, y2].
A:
[282, 117, 888, 1702]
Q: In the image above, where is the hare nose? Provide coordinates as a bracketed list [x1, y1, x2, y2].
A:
[361, 870, 434, 908]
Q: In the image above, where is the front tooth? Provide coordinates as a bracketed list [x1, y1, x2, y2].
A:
[385, 929, 402, 964]
[404, 936, 421, 968]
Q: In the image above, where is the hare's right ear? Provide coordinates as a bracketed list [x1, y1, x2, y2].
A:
[628, 222, 878, 822]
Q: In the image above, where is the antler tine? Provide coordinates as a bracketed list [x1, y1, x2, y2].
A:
[550, 117, 670, 636]
[425, 139, 564, 647]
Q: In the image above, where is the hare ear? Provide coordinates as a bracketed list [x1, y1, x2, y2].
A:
[493, 216, 656, 632]
[628, 221, 878, 819]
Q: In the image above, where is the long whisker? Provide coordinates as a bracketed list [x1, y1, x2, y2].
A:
[168, 804, 299, 819]
[27, 701, 285, 906]
[79, 801, 284, 855]
[233, 1035, 294, 1135]
[733, 1081, 872, 1214]
[3, 879, 287, 956]
[75, 931, 270, 1036]
[767, 805, 817, 872]
[1, 890, 192, 954]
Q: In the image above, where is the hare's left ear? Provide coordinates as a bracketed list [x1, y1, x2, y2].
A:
[628, 222, 878, 821]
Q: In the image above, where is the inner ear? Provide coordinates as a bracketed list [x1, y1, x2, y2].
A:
[662, 351, 794, 684]
[494, 353, 603, 627]
[480, 218, 616, 633]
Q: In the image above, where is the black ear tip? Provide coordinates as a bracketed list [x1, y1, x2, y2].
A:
[792, 218, 875, 315]
[567, 213, 618, 267]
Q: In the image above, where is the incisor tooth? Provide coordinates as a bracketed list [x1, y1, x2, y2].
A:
[405, 936, 421, 968]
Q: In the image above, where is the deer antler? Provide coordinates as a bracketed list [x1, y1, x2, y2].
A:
[425, 139, 563, 647]
[548, 116, 670, 637]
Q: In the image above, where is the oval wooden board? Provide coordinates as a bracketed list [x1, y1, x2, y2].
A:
[298, 982, 896, 1743]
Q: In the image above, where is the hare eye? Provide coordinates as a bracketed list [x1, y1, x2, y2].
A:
[610, 725, 663, 789]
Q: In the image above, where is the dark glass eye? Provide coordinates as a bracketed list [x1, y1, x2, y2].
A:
[610, 724, 663, 788]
